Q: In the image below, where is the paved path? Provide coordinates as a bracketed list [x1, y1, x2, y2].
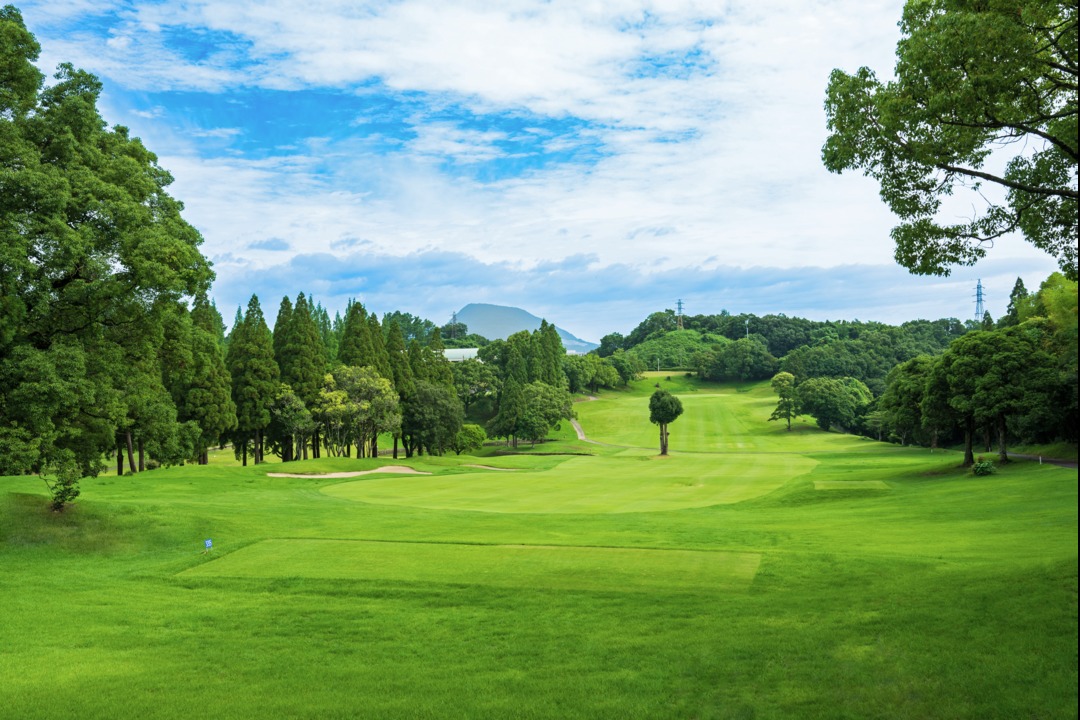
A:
[1010, 454, 1077, 470]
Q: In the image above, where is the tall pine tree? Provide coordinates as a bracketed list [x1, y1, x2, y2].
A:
[226, 295, 279, 464]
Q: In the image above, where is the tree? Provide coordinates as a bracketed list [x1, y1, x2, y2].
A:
[0, 7, 212, 505]
[452, 424, 487, 455]
[768, 371, 798, 430]
[823, 0, 1078, 279]
[451, 358, 500, 413]
[796, 377, 872, 432]
[649, 389, 684, 455]
[401, 380, 462, 456]
[183, 322, 237, 464]
[518, 382, 574, 446]
[225, 296, 279, 464]
[878, 356, 934, 445]
[999, 277, 1033, 327]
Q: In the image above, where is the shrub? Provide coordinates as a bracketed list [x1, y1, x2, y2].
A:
[971, 457, 996, 476]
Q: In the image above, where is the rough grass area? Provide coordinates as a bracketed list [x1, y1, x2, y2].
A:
[1, 375, 1076, 720]
[181, 538, 762, 592]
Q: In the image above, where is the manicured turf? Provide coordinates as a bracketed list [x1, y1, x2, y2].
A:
[182, 538, 762, 591]
[1, 374, 1076, 719]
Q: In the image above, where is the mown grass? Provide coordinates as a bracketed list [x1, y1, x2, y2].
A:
[1, 376, 1076, 719]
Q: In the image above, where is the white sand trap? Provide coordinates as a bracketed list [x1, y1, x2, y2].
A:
[464, 464, 517, 471]
[267, 466, 431, 479]
[814, 480, 889, 490]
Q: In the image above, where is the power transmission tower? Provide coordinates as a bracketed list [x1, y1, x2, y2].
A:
[973, 279, 986, 321]
[676, 299, 684, 330]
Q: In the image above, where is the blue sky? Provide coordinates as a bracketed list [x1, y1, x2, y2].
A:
[20, 0, 1060, 340]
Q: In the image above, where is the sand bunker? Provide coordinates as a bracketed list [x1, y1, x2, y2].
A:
[464, 464, 517, 471]
[267, 466, 431, 479]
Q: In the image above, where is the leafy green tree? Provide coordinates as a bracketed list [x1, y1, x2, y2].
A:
[999, 278, 1034, 327]
[0, 8, 212, 503]
[703, 337, 779, 381]
[878, 356, 935, 445]
[452, 424, 487, 455]
[607, 349, 645, 386]
[272, 296, 293, 363]
[183, 323, 237, 464]
[226, 296, 279, 464]
[338, 301, 375, 369]
[401, 380, 462, 456]
[768, 372, 798, 431]
[823, 0, 1078, 278]
[518, 382, 574, 446]
[796, 377, 872, 432]
[266, 383, 313, 462]
[597, 332, 625, 357]
[451, 358, 500, 413]
[487, 375, 526, 448]
[649, 389, 684, 455]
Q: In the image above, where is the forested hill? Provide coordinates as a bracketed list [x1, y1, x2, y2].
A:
[599, 310, 971, 395]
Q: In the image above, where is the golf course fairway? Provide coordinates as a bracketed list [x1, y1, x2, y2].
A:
[1, 375, 1075, 719]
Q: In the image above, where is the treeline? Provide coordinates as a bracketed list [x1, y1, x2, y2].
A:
[763, 274, 1078, 463]
[600, 310, 967, 394]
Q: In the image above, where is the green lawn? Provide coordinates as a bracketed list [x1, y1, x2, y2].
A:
[1, 376, 1076, 719]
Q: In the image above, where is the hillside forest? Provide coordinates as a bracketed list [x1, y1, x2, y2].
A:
[0, 6, 1076, 512]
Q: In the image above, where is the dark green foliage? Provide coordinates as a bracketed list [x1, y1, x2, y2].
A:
[0, 9, 213, 502]
[451, 359, 499, 412]
[182, 324, 237, 463]
[401, 380, 462, 456]
[338, 301, 375, 369]
[823, 0, 1078, 278]
[381, 311, 436, 344]
[272, 296, 293, 364]
[487, 375, 526, 448]
[225, 296, 279, 464]
[697, 337, 779, 382]
[280, 293, 327, 407]
[796, 377, 872, 432]
[971, 458, 997, 476]
[768, 372, 798, 430]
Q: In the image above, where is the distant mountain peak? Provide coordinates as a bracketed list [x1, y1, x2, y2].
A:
[456, 303, 598, 353]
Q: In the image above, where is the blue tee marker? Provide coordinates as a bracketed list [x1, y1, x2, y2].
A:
[204, 539, 213, 552]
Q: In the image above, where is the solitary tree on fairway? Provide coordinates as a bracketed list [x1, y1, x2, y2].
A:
[649, 389, 684, 455]
[768, 371, 798, 430]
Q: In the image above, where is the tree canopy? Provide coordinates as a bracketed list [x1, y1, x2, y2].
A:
[823, 0, 1078, 279]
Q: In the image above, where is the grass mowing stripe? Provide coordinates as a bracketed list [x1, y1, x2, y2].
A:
[180, 538, 762, 592]
[814, 480, 890, 490]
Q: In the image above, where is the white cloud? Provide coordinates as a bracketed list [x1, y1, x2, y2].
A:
[19, 0, 1064, 330]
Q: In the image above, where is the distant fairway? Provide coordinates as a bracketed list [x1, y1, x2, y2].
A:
[322, 451, 816, 512]
[182, 538, 762, 592]
[2, 374, 1076, 720]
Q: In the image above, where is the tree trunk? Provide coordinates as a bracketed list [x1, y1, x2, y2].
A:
[659, 422, 668, 455]
[302, 436, 308, 460]
[242, 440, 247, 467]
[372, 435, 379, 458]
[997, 413, 1009, 463]
[393, 435, 399, 459]
[117, 441, 124, 476]
[138, 439, 145, 472]
[126, 431, 137, 474]
[962, 416, 975, 467]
